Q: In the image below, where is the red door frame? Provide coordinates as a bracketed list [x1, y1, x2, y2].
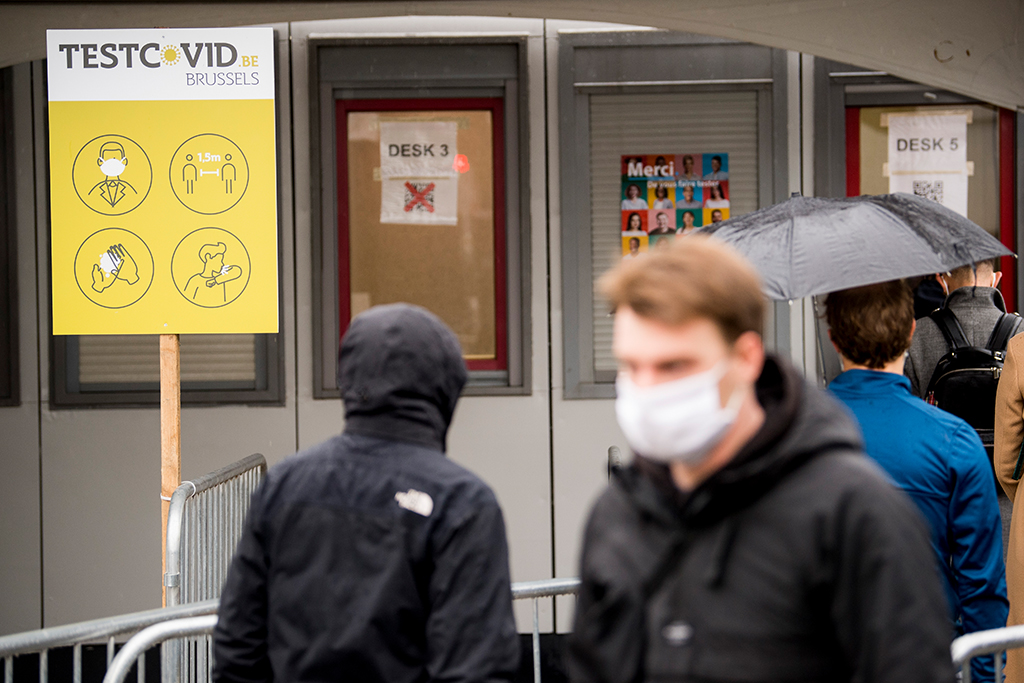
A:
[334, 98, 508, 371]
[999, 108, 1016, 312]
[845, 105, 1018, 312]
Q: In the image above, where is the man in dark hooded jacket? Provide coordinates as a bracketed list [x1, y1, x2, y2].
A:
[568, 237, 955, 683]
[213, 304, 520, 683]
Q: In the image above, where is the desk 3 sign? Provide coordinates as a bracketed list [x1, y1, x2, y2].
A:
[47, 27, 278, 335]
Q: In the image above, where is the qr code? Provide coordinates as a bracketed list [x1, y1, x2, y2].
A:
[912, 180, 944, 203]
[403, 182, 436, 213]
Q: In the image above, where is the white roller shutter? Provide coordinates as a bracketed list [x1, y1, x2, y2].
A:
[589, 90, 760, 372]
[78, 334, 257, 385]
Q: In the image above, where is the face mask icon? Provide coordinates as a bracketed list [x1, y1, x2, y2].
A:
[74, 136, 151, 216]
[85, 140, 140, 209]
[98, 156, 127, 177]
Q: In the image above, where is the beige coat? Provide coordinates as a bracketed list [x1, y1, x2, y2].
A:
[995, 334, 1024, 682]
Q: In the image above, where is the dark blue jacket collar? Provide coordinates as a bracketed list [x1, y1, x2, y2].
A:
[829, 368, 912, 395]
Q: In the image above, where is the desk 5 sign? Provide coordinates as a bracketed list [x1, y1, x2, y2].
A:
[47, 27, 279, 336]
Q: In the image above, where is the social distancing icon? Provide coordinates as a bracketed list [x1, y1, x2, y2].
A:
[72, 135, 152, 216]
[74, 228, 154, 309]
[169, 134, 248, 215]
[171, 227, 251, 308]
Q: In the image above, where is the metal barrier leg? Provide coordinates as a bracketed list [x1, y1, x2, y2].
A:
[996, 651, 1004, 683]
[964, 657, 973, 683]
[4, 656, 11, 683]
[532, 598, 541, 683]
[107, 637, 115, 668]
[39, 648, 47, 683]
[73, 644, 82, 683]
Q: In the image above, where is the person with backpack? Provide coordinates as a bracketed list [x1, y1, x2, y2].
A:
[905, 260, 1024, 405]
[827, 281, 1008, 683]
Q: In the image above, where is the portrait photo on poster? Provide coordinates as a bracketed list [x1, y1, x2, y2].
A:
[702, 153, 729, 180]
[705, 207, 729, 224]
[677, 208, 702, 234]
[622, 211, 647, 233]
[703, 181, 729, 208]
[647, 210, 675, 235]
[649, 181, 675, 209]
[621, 233, 648, 260]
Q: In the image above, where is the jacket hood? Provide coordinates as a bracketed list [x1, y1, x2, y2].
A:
[338, 304, 468, 452]
[624, 354, 864, 528]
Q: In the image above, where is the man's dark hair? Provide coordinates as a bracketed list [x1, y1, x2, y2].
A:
[825, 281, 914, 369]
[712, 155, 722, 164]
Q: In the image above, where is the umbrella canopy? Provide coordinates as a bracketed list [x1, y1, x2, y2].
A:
[695, 193, 1014, 300]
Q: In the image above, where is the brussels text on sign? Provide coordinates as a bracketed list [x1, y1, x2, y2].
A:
[47, 27, 278, 335]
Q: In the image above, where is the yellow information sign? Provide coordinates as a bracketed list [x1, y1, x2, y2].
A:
[47, 28, 278, 334]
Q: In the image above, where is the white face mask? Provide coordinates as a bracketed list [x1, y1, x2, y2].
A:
[615, 361, 743, 465]
[98, 157, 127, 177]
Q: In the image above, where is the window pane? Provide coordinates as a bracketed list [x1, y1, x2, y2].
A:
[589, 91, 760, 372]
[857, 104, 999, 235]
[343, 106, 501, 364]
[77, 334, 257, 385]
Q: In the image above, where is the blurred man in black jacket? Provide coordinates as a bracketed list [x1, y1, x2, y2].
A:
[568, 237, 955, 683]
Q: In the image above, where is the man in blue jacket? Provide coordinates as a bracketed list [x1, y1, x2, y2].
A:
[826, 280, 1008, 683]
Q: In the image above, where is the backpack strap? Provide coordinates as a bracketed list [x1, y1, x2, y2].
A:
[930, 307, 970, 351]
[985, 313, 1018, 355]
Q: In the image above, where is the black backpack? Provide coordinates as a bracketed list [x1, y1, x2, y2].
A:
[925, 307, 1018, 445]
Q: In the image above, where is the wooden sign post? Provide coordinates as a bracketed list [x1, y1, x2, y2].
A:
[160, 334, 181, 606]
[46, 27, 278, 605]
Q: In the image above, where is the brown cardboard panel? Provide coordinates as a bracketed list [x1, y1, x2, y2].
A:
[346, 110, 497, 358]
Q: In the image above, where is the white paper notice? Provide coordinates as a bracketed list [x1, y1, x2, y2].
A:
[380, 178, 458, 226]
[890, 173, 968, 217]
[379, 121, 458, 179]
[888, 112, 970, 216]
[887, 113, 967, 173]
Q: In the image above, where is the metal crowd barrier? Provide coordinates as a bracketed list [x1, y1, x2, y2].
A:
[103, 578, 579, 683]
[0, 579, 578, 683]
[952, 624, 1024, 683]
[163, 453, 266, 683]
[0, 600, 218, 683]
[164, 453, 266, 607]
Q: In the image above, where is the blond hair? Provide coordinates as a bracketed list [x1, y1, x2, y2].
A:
[599, 235, 765, 343]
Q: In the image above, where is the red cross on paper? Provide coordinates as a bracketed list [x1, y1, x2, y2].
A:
[404, 182, 436, 213]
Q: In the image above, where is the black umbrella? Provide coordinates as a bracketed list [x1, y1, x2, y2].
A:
[695, 192, 1014, 300]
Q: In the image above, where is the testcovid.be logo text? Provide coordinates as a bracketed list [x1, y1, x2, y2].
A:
[57, 42, 259, 70]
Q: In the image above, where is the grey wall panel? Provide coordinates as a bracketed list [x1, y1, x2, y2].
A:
[40, 405, 297, 625]
[551, 398, 626, 632]
[447, 395, 553, 629]
[0, 62, 41, 637]
[319, 43, 519, 83]
[40, 410, 162, 624]
[573, 42, 772, 84]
